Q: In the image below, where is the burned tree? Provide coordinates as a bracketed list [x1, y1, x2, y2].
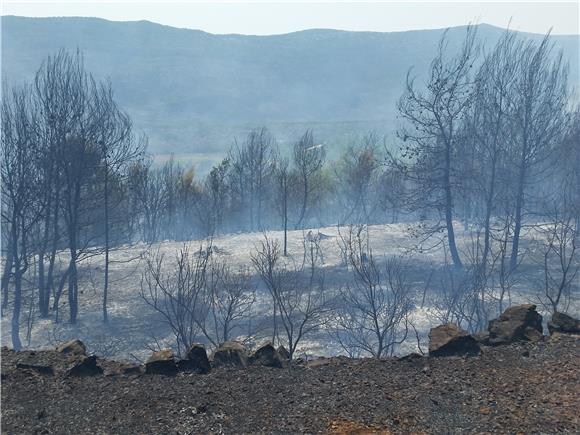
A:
[506, 33, 569, 270]
[229, 128, 276, 231]
[140, 246, 209, 356]
[252, 236, 330, 360]
[335, 134, 381, 225]
[202, 260, 255, 346]
[293, 130, 325, 229]
[464, 30, 518, 270]
[274, 157, 291, 256]
[396, 26, 479, 268]
[334, 226, 413, 358]
[128, 160, 167, 244]
[1, 85, 44, 349]
[93, 82, 144, 322]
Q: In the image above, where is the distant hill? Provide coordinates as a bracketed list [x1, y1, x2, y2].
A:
[2, 16, 578, 163]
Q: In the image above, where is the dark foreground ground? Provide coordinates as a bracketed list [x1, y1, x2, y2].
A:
[2, 335, 579, 434]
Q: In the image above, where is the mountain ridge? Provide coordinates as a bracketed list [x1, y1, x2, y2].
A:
[2, 16, 578, 161]
[4, 15, 576, 38]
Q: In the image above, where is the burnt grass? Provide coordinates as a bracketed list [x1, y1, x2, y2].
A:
[2, 335, 579, 434]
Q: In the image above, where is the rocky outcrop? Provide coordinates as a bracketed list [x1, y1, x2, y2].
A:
[119, 363, 142, 376]
[399, 352, 424, 362]
[473, 330, 490, 345]
[548, 312, 580, 335]
[212, 341, 248, 368]
[16, 362, 54, 376]
[145, 349, 178, 375]
[251, 343, 285, 368]
[488, 304, 543, 345]
[428, 323, 480, 357]
[277, 345, 290, 362]
[56, 339, 87, 356]
[66, 355, 103, 377]
[177, 343, 211, 374]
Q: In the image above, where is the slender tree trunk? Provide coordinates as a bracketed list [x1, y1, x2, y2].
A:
[52, 267, 71, 322]
[271, 300, 277, 345]
[37, 252, 47, 317]
[37, 188, 53, 318]
[67, 209, 79, 323]
[11, 226, 22, 350]
[510, 160, 527, 271]
[45, 247, 57, 314]
[257, 170, 263, 230]
[11, 265, 23, 350]
[249, 189, 254, 232]
[283, 178, 288, 256]
[1, 239, 14, 314]
[481, 158, 497, 268]
[103, 164, 110, 323]
[296, 173, 308, 229]
[444, 141, 462, 268]
[45, 187, 60, 315]
[66, 174, 82, 324]
[68, 254, 78, 324]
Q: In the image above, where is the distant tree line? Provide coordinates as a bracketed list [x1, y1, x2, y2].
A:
[129, 127, 399, 244]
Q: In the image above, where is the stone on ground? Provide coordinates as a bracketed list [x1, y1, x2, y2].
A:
[548, 312, 580, 335]
[66, 355, 103, 377]
[473, 330, 490, 345]
[16, 362, 54, 376]
[56, 339, 87, 356]
[277, 345, 290, 362]
[252, 343, 285, 368]
[428, 323, 480, 357]
[212, 341, 248, 368]
[177, 343, 211, 374]
[488, 304, 543, 345]
[119, 363, 142, 375]
[145, 349, 178, 375]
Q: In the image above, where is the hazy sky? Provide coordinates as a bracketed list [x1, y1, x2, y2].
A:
[2, 1, 578, 35]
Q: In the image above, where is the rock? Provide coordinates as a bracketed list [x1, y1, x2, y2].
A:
[16, 362, 54, 376]
[306, 357, 332, 368]
[212, 341, 248, 368]
[177, 343, 211, 374]
[479, 406, 492, 415]
[399, 352, 424, 362]
[119, 363, 142, 376]
[252, 343, 284, 368]
[428, 324, 480, 357]
[488, 304, 543, 345]
[56, 339, 86, 356]
[473, 330, 490, 345]
[67, 355, 103, 376]
[277, 345, 290, 362]
[523, 327, 544, 342]
[548, 312, 580, 335]
[145, 349, 178, 375]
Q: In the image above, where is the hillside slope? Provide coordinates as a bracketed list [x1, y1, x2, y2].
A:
[2, 16, 578, 155]
[1, 335, 578, 434]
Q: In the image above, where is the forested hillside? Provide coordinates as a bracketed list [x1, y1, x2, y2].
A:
[2, 16, 578, 156]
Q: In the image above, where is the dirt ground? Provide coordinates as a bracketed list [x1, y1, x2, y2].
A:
[2, 334, 579, 434]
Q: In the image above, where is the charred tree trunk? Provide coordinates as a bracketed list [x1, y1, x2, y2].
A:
[444, 138, 462, 268]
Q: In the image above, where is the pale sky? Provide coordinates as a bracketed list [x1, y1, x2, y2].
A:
[1, 1, 578, 35]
